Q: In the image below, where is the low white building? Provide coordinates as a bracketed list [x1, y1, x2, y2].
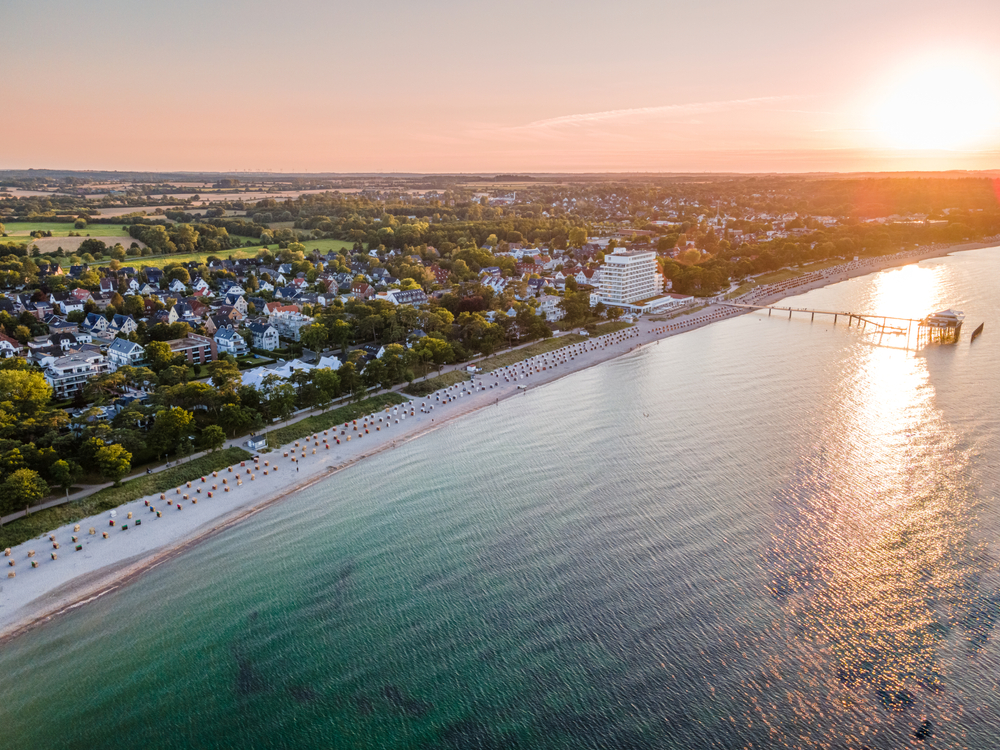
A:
[43, 351, 109, 399]
[267, 310, 314, 342]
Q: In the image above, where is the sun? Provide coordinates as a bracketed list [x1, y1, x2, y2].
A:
[871, 57, 1000, 150]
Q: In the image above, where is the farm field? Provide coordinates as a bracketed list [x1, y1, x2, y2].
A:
[30, 236, 148, 255]
[84, 248, 264, 270]
[91, 206, 181, 218]
[2, 222, 132, 240]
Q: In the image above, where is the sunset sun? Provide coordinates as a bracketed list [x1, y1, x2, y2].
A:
[871, 58, 1000, 150]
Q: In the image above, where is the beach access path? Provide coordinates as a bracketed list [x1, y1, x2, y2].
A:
[1, 238, 995, 642]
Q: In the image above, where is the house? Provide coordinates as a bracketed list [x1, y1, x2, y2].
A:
[247, 322, 280, 351]
[83, 312, 110, 333]
[106, 338, 145, 371]
[352, 282, 374, 300]
[385, 289, 428, 307]
[45, 316, 79, 335]
[71, 287, 94, 304]
[109, 314, 137, 336]
[214, 328, 249, 357]
[42, 351, 109, 399]
[222, 294, 249, 315]
[0, 333, 23, 358]
[214, 304, 244, 322]
[265, 301, 299, 315]
[53, 293, 85, 316]
[148, 310, 172, 326]
[142, 267, 164, 285]
[168, 279, 187, 293]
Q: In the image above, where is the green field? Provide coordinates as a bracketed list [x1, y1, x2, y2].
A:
[2, 222, 132, 240]
[61, 237, 355, 269]
[0, 447, 253, 550]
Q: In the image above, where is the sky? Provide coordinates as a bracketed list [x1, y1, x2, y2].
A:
[4, 0, 1000, 173]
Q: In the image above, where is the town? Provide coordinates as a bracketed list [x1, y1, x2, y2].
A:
[0, 171, 997, 522]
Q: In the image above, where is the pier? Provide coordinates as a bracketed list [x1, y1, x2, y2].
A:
[721, 302, 964, 348]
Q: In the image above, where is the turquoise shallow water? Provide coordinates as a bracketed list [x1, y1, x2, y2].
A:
[1, 249, 999, 749]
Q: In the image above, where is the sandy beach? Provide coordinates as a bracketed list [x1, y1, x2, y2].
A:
[1, 237, 996, 643]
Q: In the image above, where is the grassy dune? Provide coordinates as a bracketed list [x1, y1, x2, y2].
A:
[264, 393, 408, 448]
[403, 370, 470, 396]
[0, 447, 253, 550]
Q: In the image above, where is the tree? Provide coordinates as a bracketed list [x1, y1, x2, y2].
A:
[158, 364, 189, 387]
[95, 444, 132, 486]
[49, 459, 80, 497]
[300, 323, 329, 353]
[0, 369, 52, 415]
[312, 367, 341, 406]
[607, 306, 624, 322]
[218, 403, 259, 437]
[260, 374, 297, 421]
[145, 341, 175, 373]
[209, 358, 242, 393]
[0, 468, 48, 514]
[199, 425, 226, 453]
[149, 406, 194, 457]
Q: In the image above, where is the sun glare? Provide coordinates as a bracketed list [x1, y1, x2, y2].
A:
[871, 58, 1000, 150]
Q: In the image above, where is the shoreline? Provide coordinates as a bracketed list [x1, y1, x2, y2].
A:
[1, 237, 996, 644]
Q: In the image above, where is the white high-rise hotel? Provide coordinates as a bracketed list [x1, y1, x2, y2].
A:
[598, 247, 660, 306]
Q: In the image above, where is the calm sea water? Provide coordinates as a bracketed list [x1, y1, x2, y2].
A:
[2, 249, 999, 749]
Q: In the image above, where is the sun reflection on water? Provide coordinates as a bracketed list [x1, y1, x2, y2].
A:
[769, 317, 986, 732]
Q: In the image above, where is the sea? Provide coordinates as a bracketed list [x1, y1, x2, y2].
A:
[1, 248, 998, 749]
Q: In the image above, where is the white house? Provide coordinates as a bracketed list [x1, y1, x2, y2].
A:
[247, 322, 280, 351]
[106, 338, 145, 370]
[214, 328, 249, 357]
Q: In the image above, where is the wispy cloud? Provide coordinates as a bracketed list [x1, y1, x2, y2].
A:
[511, 96, 797, 131]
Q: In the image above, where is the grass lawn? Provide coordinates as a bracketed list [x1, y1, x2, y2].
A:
[0, 447, 252, 550]
[753, 268, 804, 285]
[284, 238, 356, 254]
[725, 282, 756, 299]
[2, 222, 132, 240]
[403, 370, 470, 397]
[480, 334, 589, 372]
[264, 393, 408, 448]
[586, 321, 633, 335]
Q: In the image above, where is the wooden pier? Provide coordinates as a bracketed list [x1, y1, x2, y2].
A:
[721, 302, 962, 349]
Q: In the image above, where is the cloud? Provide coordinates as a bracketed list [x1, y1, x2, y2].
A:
[511, 96, 797, 131]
